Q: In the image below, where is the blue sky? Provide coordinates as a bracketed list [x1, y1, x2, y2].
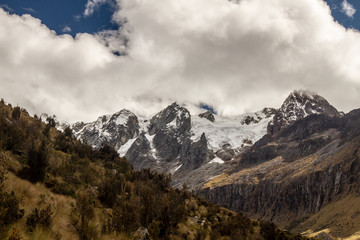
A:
[0, 0, 118, 36]
[325, 0, 360, 29]
[0, 0, 359, 37]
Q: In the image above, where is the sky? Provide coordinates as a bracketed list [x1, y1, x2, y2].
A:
[0, 0, 360, 122]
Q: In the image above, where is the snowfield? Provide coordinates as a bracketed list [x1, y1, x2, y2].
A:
[190, 114, 272, 151]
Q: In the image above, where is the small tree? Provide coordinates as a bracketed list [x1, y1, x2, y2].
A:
[26, 141, 48, 183]
[44, 116, 56, 137]
[75, 188, 97, 240]
[46, 117, 56, 128]
[12, 107, 21, 120]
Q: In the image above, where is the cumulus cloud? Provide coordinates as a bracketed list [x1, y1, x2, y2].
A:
[0, 0, 360, 123]
[84, 0, 108, 17]
[342, 0, 356, 18]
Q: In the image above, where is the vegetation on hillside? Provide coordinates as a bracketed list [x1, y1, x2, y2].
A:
[0, 99, 311, 239]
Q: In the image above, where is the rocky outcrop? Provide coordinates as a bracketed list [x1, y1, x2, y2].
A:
[199, 111, 215, 122]
[215, 143, 236, 161]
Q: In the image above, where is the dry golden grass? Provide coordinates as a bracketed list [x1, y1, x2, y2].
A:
[298, 194, 360, 239]
[3, 172, 78, 240]
[343, 231, 360, 240]
[203, 156, 285, 189]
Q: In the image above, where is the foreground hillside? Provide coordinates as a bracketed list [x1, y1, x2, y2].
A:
[0, 100, 308, 239]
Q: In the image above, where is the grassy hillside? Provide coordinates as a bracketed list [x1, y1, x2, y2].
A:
[0, 100, 310, 240]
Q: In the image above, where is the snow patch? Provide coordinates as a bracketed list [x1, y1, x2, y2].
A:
[167, 118, 177, 128]
[114, 115, 128, 126]
[118, 138, 137, 157]
[208, 157, 225, 164]
[145, 134, 158, 160]
[170, 164, 183, 174]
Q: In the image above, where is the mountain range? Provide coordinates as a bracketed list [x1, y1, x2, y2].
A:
[68, 89, 360, 239]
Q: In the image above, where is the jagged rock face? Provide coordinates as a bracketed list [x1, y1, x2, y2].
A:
[125, 133, 154, 170]
[153, 129, 182, 161]
[241, 114, 342, 166]
[147, 102, 191, 161]
[181, 133, 215, 170]
[148, 102, 191, 136]
[268, 90, 340, 135]
[199, 111, 215, 122]
[72, 109, 140, 150]
[124, 104, 222, 188]
[124, 103, 193, 172]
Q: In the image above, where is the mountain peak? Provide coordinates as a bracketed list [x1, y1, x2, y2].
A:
[110, 109, 137, 126]
[148, 102, 191, 135]
[268, 90, 340, 134]
[72, 108, 140, 150]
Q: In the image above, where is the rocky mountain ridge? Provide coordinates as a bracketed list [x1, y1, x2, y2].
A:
[71, 102, 277, 189]
[200, 92, 360, 239]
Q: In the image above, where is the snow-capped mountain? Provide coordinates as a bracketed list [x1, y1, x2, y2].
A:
[71, 101, 276, 189]
[70, 90, 341, 189]
[268, 90, 340, 135]
[71, 109, 140, 150]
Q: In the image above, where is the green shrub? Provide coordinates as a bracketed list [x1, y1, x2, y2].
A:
[11, 107, 21, 120]
[0, 166, 24, 228]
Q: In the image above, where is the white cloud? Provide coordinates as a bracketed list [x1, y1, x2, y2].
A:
[84, 0, 108, 17]
[1, 0, 360, 123]
[62, 25, 71, 33]
[342, 0, 356, 18]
